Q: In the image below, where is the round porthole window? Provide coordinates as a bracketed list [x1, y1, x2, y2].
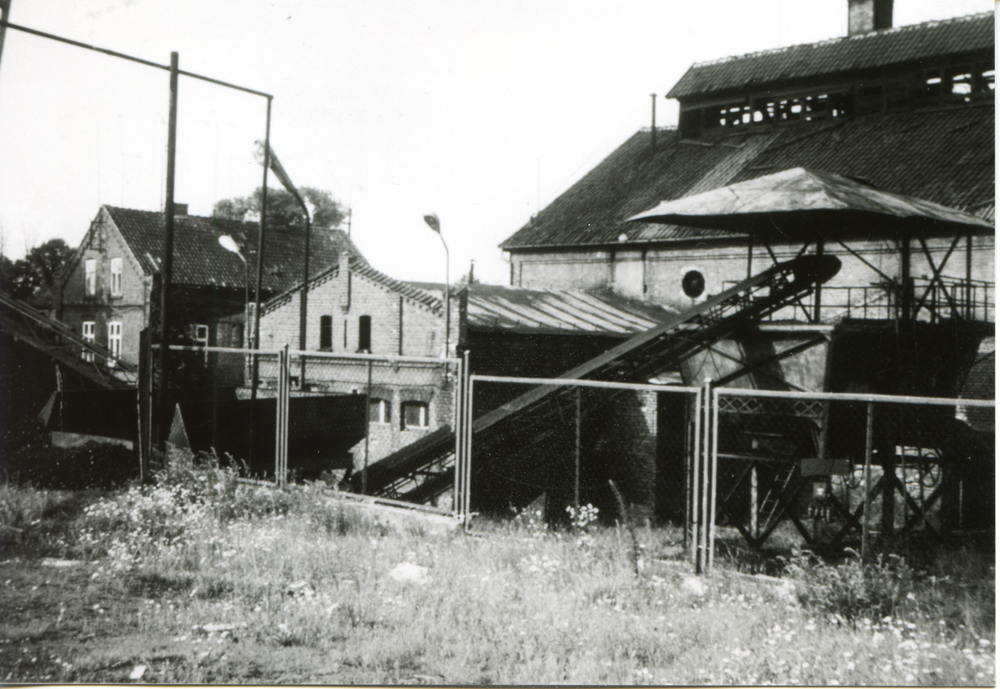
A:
[682, 269, 706, 298]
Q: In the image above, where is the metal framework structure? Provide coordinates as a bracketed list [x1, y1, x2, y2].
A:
[359, 254, 841, 505]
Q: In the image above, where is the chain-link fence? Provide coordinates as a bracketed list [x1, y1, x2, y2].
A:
[710, 387, 995, 564]
[461, 374, 993, 570]
[144, 344, 463, 508]
[467, 375, 700, 527]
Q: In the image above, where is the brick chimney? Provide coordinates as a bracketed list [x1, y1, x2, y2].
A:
[173, 203, 189, 216]
[848, 0, 893, 35]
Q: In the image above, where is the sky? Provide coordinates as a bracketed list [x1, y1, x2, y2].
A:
[0, 0, 992, 285]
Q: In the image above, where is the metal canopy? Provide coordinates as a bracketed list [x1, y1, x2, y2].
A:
[626, 167, 994, 241]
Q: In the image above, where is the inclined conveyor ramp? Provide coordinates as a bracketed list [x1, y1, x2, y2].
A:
[350, 255, 841, 504]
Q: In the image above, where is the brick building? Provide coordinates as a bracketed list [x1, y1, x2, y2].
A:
[57, 204, 364, 370]
[257, 255, 676, 474]
[499, 5, 995, 395]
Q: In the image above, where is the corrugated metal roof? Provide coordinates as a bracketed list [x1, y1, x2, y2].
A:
[668, 12, 994, 100]
[462, 284, 677, 336]
[106, 206, 365, 293]
[500, 105, 994, 250]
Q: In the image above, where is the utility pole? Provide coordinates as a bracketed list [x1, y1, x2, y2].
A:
[157, 51, 178, 451]
[0, 0, 12, 74]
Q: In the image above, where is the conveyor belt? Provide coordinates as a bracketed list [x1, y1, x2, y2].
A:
[351, 255, 841, 503]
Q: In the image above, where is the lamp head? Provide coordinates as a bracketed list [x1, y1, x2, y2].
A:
[423, 213, 441, 233]
[218, 235, 245, 261]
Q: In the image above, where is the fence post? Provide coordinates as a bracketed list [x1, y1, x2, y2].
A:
[362, 359, 372, 495]
[690, 387, 702, 568]
[465, 372, 474, 528]
[861, 401, 874, 562]
[698, 378, 714, 573]
[707, 378, 718, 572]
[574, 386, 582, 509]
[276, 345, 290, 488]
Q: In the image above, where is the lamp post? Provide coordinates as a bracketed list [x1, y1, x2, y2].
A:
[422, 213, 449, 358]
[218, 234, 250, 346]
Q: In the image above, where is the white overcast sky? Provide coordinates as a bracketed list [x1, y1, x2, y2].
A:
[0, 0, 991, 284]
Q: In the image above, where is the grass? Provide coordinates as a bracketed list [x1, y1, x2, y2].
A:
[0, 450, 994, 685]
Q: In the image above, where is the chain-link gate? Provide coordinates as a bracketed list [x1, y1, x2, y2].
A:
[467, 375, 700, 528]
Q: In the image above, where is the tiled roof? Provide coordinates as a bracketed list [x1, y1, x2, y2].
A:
[261, 256, 442, 316]
[105, 206, 366, 293]
[668, 12, 994, 100]
[500, 105, 994, 250]
[464, 284, 677, 336]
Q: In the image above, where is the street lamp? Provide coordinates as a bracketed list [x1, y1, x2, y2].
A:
[422, 213, 450, 358]
[218, 234, 250, 347]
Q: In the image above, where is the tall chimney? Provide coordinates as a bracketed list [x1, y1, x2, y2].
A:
[848, 0, 893, 36]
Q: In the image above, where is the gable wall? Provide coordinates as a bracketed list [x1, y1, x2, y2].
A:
[60, 208, 151, 365]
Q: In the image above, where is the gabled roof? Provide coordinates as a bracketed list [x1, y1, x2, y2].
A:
[261, 256, 442, 316]
[668, 12, 994, 100]
[500, 104, 994, 250]
[408, 282, 677, 336]
[103, 206, 366, 293]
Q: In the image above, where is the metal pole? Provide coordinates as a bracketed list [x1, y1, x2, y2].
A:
[862, 401, 874, 562]
[248, 97, 272, 466]
[965, 231, 973, 319]
[813, 239, 824, 323]
[690, 388, 702, 567]
[275, 345, 287, 486]
[465, 374, 475, 528]
[0, 0, 12, 74]
[157, 51, 179, 451]
[298, 212, 311, 385]
[362, 359, 372, 495]
[574, 386, 582, 509]
[453, 357, 464, 517]
[441, 235, 450, 358]
[708, 379, 719, 571]
[750, 465, 759, 540]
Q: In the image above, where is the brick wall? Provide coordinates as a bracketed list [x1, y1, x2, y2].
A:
[511, 235, 995, 319]
[258, 258, 461, 471]
[60, 208, 151, 365]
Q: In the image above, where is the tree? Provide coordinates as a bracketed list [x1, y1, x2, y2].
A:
[0, 238, 73, 305]
[213, 186, 347, 229]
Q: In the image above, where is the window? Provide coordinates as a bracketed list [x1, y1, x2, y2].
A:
[85, 259, 97, 296]
[319, 315, 333, 350]
[402, 401, 429, 430]
[82, 321, 95, 362]
[368, 398, 391, 425]
[192, 324, 209, 347]
[110, 258, 123, 296]
[358, 315, 372, 353]
[107, 321, 122, 367]
[682, 269, 706, 298]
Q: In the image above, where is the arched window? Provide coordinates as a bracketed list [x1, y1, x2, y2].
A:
[319, 315, 333, 350]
